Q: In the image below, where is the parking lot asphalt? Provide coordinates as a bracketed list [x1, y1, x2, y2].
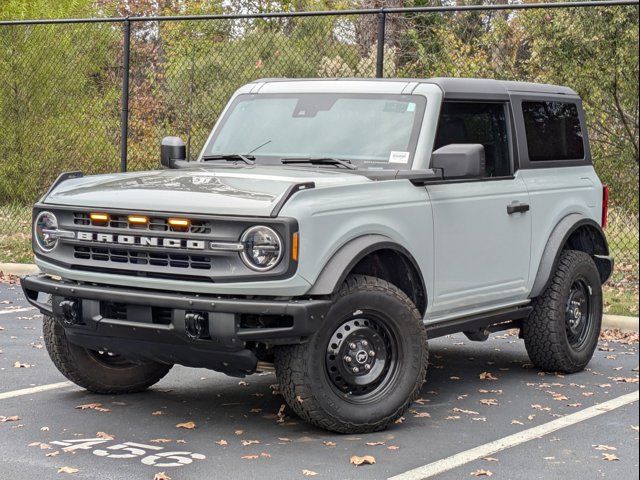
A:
[1, 282, 638, 480]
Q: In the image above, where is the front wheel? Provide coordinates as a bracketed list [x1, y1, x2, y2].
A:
[43, 315, 172, 394]
[275, 275, 428, 434]
[523, 250, 603, 373]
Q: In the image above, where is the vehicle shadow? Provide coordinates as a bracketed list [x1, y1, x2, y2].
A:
[55, 334, 534, 441]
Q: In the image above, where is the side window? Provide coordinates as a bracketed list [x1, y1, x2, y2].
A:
[434, 102, 511, 177]
[522, 101, 584, 161]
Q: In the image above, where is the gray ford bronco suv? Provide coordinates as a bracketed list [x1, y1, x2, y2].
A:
[22, 78, 613, 434]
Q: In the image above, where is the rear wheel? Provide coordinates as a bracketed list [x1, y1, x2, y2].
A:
[275, 275, 428, 433]
[43, 315, 172, 394]
[523, 250, 603, 373]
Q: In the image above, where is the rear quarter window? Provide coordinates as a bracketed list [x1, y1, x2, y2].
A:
[522, 101, 584, 161]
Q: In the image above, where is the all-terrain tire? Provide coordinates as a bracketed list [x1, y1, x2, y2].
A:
[43, 315, 172, 394]
[274, 275, 429, 434]
[523, 249, 603, 373]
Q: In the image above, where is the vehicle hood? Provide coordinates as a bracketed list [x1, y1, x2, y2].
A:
[43, 165, 371, 217]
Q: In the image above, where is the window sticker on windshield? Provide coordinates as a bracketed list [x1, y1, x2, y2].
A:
[389, 151, 410, 164]
[407, 102, 416, 112]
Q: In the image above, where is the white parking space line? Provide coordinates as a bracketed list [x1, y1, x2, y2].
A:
[0, 307, 37, 315]
[389, 390, 639, 480]
[0, 382, 72, 401]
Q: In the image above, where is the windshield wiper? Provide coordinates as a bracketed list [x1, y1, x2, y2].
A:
[281, 157, 357, 170]
[201, 154, 255, 165]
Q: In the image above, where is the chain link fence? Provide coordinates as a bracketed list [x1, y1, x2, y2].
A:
[1, 2, 638, 301]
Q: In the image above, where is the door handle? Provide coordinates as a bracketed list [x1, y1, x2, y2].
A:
[507, 201, 530, 215]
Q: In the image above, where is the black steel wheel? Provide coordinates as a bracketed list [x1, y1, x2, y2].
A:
[325, 315, 400, 402]
[565, 278, 594, 349]
[275, 275, 428, 434]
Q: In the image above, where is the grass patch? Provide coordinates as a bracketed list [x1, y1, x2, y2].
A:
[0, 233, 33, 264]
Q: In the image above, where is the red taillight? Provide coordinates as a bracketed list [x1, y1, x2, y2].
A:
[602, 185, 609, 229]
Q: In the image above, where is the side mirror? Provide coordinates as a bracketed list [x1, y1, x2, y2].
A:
[431, 144, 485, 179]
[161, 136, 186, 169]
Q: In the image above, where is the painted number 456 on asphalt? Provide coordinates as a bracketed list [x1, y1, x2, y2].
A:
[50, 438, 206, 468]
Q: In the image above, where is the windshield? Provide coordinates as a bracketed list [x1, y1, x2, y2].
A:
[202, 93, 426, 169]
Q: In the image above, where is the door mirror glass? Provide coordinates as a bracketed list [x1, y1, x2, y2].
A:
[431, 144, 485, 179]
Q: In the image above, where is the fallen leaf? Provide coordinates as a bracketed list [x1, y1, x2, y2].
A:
[365, 441, 385, 446]
[260, 452, 271, 458]
[480, 372, 498, 380]
[276, 404, 286, 423]
[152, 410, 165, 416]
[46, 451, 60, 457]
[40, 426, 50, 432]
[0, 416, 20, 422]
[480, 399, 498, 406]
[57, 466, 79, 474]
[215, 439, 228, 446]
[612, 377, 639, 383]
[413, 412, 431, 418]
[453, 408, 480, 415]
[511, 420, 524, 425]
[235, 430, 244, 436]
[176, 421, 196, 430]
[96, 432, 114, 440]
[602, 453, 619, 461]
[150, 439, 172, 444]
[394, 416, 405, 424]
[153, 473, 171, 480]
[483, 457, 498, 462]
[13, 361, 31, 368]
[387, 445, 400, 450]
[241, 440, 260, 446]
[350, 455, 376, 466]
[241, 455, 259, 460]
[323, 441, 336, 447]
[470, 469, 493, 477]
[75, 403, 110, 412]
[593, 445, 617, 451]
[302, 470, 318, 476]
[632, 425, 639, 432]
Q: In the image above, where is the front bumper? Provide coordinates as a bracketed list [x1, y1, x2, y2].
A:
[22, 274, 331, 376]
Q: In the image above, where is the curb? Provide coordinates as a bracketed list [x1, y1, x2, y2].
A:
[0, 262, 39, 276]
[1, 263, 638, 332]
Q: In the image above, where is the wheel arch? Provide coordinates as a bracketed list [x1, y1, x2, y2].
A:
[530, 214, 612, 298]
[307, 235, 427, 315]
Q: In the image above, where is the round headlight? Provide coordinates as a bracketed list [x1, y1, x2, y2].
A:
[34, 211, 59, 252]
[240, 226, 283, 271]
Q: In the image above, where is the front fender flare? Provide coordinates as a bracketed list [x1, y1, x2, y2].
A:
[306, 234, 426, 299]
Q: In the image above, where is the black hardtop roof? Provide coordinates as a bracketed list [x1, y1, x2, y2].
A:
[251, 77, 578, 99]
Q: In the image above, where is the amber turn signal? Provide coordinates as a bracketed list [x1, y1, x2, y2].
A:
[89, 212, 110, 224]
[292, 232, 299, 261]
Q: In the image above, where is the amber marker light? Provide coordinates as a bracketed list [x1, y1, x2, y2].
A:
[168, 217, 191, 231]
[292, 232, 299, 261]
[89, 212, 110, 225]
[128, 215, 149, 226]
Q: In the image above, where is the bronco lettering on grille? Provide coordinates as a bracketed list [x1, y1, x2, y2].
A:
[76, 231, 205, 250]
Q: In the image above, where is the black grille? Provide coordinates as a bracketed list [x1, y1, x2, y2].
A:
[73, 212, 211, 234]
[74, 246, 213, 270]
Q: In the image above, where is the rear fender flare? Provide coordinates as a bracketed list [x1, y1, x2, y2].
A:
[530, 214, 610, 298]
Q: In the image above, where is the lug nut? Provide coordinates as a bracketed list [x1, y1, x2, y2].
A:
[352, 366, 359, 373]
[364, 364, 371, 371]
[343, 356, 352, 363]
[369, 350, 375, 357]
[362, 340, 368, 347]
[349, 342, 357, 350]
